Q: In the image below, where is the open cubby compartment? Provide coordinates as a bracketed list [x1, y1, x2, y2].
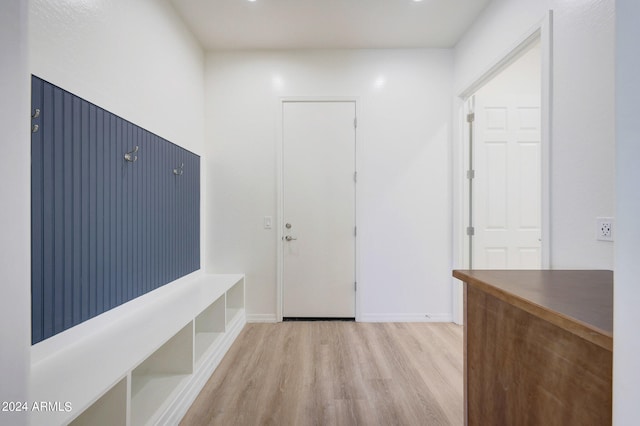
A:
[131, 321, 194, 426]
[226, 277, 245, 325]
[69, 377, 127, 426]
[194, 295, 226, 366]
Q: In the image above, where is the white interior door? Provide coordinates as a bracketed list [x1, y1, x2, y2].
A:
[282, 101, 356, 318]
[473, 92, 542, 269]
[469, 40, 542, 270]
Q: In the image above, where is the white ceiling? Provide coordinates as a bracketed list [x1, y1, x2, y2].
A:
[169, 0, 492, 50]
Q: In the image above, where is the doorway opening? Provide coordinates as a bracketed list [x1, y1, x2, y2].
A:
[465, 39, 543, 269]
[452, 12, 553, 324]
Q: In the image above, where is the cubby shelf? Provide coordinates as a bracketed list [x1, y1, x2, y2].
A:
[195, 294, 226, 366]
[69, 378, 127, 426]
[226, 308, 243, 325]
[195, 332, 223, 366]
[30, 273, 245, 426]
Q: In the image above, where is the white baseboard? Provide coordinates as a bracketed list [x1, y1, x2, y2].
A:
[359, 313, 453, 323]
[245, 313, 453, 323]
[247, 313, 278, 323]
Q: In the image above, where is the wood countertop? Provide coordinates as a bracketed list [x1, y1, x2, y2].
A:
[452, 270, 613, 351]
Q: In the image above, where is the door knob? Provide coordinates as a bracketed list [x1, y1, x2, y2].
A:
[285, 235, 297, 241]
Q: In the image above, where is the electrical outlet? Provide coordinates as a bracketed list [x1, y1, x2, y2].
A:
[596, 217, 614, 241]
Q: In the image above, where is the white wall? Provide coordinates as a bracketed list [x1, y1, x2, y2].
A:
[614, 0, 640, 423]
[29, 0, 205, 156]
[454, 0, 615, 269]
[205, 49, 453, 321]
[29, 0, 206, 267]
[0, 1, 30, 424]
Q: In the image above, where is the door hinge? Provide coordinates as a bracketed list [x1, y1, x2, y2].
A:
[467, 170, 475, 179]
[354, 117, 358, 129]
[354, 171, 358, 183]
[467, 112, 475, 123]
[354, 226, 357, 237]
[466, 226, 475, 236]
[354, 282, 357, 292]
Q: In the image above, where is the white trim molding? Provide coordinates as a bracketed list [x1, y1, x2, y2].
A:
[451, 11, 553, 325]
[359, 313, 453, 323]
[247, 314, 278, 323]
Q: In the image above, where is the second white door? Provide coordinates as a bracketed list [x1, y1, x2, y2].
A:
[282, 101, 356, 318]
[470, 40, 542, 270]
[473, 92, 542, 268]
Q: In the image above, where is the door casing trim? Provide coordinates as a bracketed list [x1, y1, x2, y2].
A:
[452, 11, 553, 324]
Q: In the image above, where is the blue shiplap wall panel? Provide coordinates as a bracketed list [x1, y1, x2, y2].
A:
[63, 91, 74, 331]
[80, 98, 90, 324]
[72, 96, 83, 326]
[53, 85, 65, 335]
[41, 82, 55, 340]
[31, 76, 200, 344]
[31, 77, 44, 344]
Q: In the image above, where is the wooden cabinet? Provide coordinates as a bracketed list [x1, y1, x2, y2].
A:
[453, 270, 613, 426]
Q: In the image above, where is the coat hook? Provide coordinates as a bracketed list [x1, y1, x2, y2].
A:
[32, 124, 39, 133]
[173, 163, 184, 176]
[124, 146, 138, 162]
[32, 109, 40, 119]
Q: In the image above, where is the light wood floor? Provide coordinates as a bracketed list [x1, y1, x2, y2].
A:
[181, 322, 463, 426]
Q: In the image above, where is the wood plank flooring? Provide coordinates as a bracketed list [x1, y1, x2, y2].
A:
[181, 322, 463, 426]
